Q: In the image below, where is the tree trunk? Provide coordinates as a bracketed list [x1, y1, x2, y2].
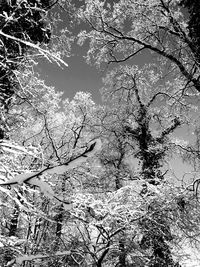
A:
[9, 203, 20, 237]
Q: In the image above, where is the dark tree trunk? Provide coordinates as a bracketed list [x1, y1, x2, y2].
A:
[118, 239, 126, 266]
[9, 203, 20, 237]
[55, 204, 64, 238]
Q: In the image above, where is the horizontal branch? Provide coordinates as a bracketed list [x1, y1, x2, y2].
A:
[10, 251, 71, 266]
[0, 140, 101, 187]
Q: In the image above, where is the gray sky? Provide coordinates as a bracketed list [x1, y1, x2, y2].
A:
[36, 46, 154, 104]
[36, 53, 103, 103]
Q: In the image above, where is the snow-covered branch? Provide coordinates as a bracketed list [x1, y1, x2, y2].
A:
[0, 30, 68, 67]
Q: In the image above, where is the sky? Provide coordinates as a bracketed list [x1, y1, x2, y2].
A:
[36, 52, 104, 103]
[36, 0, 154, 105]
[36, 44, 154, 104]
[36, 1, 105, 104]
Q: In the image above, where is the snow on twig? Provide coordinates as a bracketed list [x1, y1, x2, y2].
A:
[0, 140, 102, 198]
[0, 30, 68, 67]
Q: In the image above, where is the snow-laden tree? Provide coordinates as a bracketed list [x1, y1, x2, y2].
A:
[93, 64, 183, 266]
[0, 85, 101, 266]
[1, 1, 200, 266]
[77, 0, 200, 95]
[0, 0, 69, 139]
